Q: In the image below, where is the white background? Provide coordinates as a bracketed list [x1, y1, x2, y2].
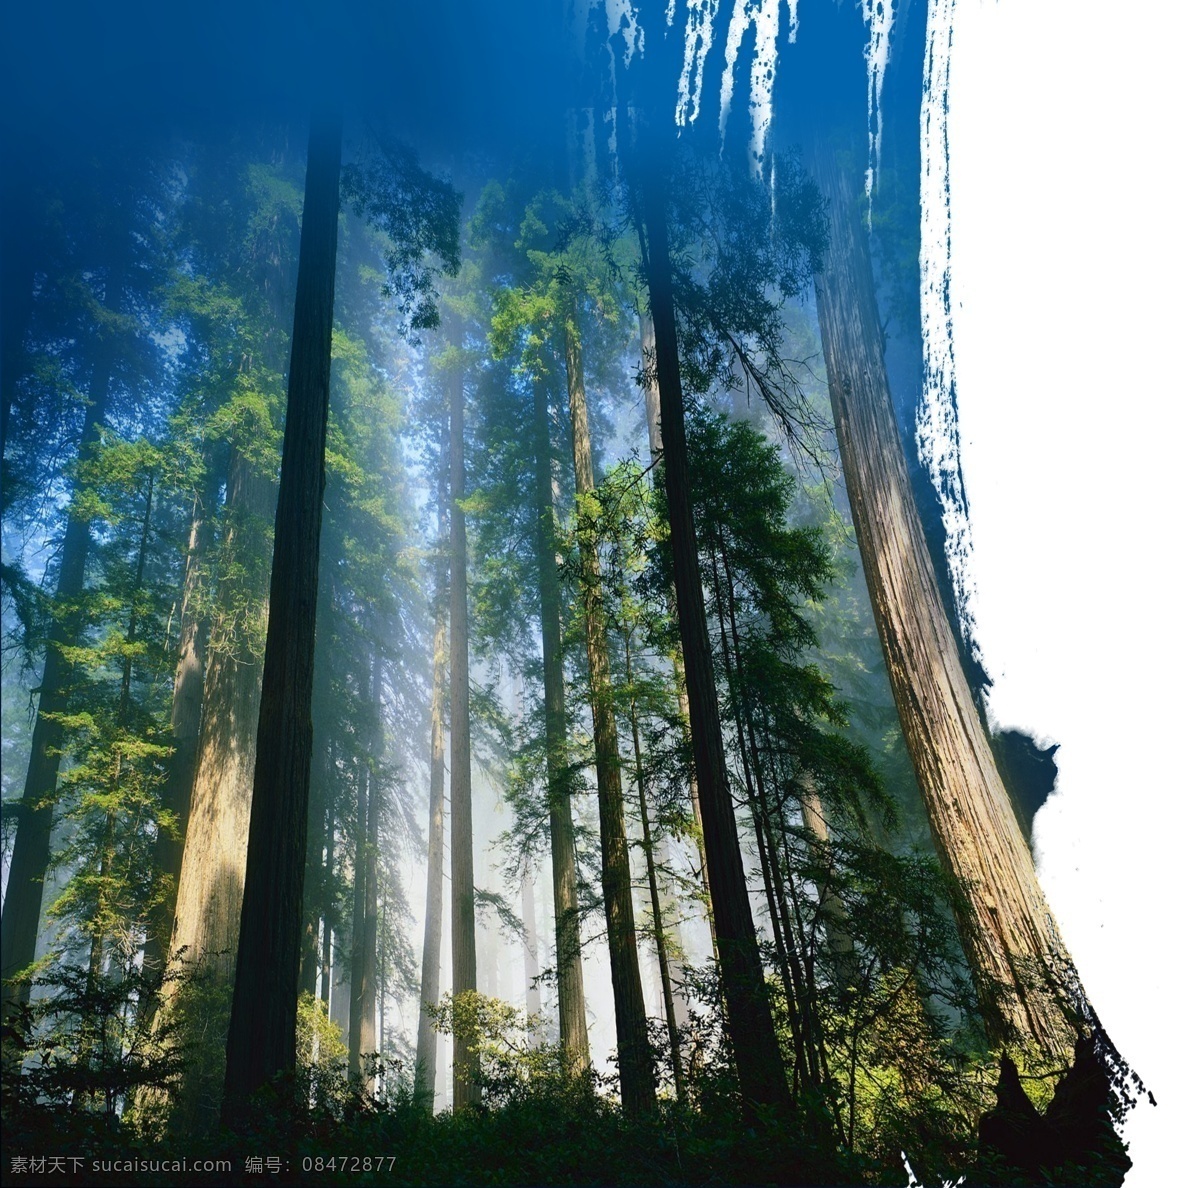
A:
[947, 2, 1198, 1183]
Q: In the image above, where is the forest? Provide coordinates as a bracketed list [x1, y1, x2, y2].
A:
[0, 2, 1155, 1186]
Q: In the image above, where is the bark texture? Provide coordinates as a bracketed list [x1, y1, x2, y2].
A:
[160, 451, 273, 1005]
[415, 592, 448, 1105]
[222, 112, 342, 1115]
[348, 761, 369, 1079]
[447, 323, 481, 1110]
[353, 648, 382, 1095]
[532, 375, 590, 1070]
[640, 311, 718, 964]
[141, 474, 217, 995]
[641, 168, 793, 1116]
[565, 307, 655, 1116]
[811, 141, 1076, 1063]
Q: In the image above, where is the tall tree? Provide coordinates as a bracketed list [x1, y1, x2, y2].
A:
[157, 451, 274, 991]
[639, 311, 718, 963]
[415, 577, 448, 1105]
[638, 160, 793, 1118]
[807, 135, 1076, 1063]
[564, 302, 655, 1116]
[415, 401, 450, 1106]
[153, 141, 302, 1112]
[1, 259, 126, 1026]
[471, 176, 593, 1070]
[349, 643, 382, 1093]
[140, 468, 218, 1000]
[446, 318, 481, 1110]
[531, 373, 591, 1071]
[222, 111, 343, 1114]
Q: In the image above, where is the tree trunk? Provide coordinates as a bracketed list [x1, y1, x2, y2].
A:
[1, 355, 113, 1026]
[532, 374, 590, 1071]
[640, 167, 794, 1117]
[809, 138, 1076, 1063]
[348, 759, 368, 1079]
[301, 636, 339, 997]
[625, 630, 686, 1102]
[156, 447, 274, 1071]
[415, 589, 448, 1106]
[708, 543, 812, 1095]
[797, 781, 855, 989]
[141, 470, 217, 1003]
[565, 304, 655, 1117]
[378, 876, 387, 1076]
[354, 646, 382, 1096]
[221, 111, 342, 1116]
[639, 311, 663, 460]
[447, 319, 481, 1110]
[520, 871, 542, 1030]
[640, 311, 718, 965]
[321, 792, 336, 1013]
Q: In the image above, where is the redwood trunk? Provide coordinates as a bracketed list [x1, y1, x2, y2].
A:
[640, 167, 793, 1116]
[348, 759, 368, 1079]
[321, 796, 336, 1013]
[532, 375, 590, 1070]
[357, 649, 382, 1094]
[142, 472, 217, 998]
[447, 321, 480, 1110]
[222, 112, 342, 1115]
[565, 307, 655, 1116]
[810, 140, 1075, 1062]
[158, 449, 273, 1027]
[640, 312, 718, 963]
[520, 871, 542, 1028]
[415, 590, 448, 1105]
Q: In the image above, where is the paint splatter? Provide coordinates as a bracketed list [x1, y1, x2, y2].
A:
[675, 0, 720, 127]
[718, 0, 784, 177]
[917, 0, 980, 655]
[863, 0, 897, 224]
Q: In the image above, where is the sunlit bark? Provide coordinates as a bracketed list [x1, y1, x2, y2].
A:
[142, 474, 217, 1006]
[810, 138, 1076, 1063]
[565, 303, 655, 1116]
[158, 448, 273, 1028]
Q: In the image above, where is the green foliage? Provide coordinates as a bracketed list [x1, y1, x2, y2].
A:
[342, 135, 461, 336]
[33, 430, 184, 1040]
[430, 989, 567, 1108]
[634, 147, 832, 468]
[4, 959, 187, 1123]
[1, 124, 1133, 1188]
[295, 991, 352, 1112]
